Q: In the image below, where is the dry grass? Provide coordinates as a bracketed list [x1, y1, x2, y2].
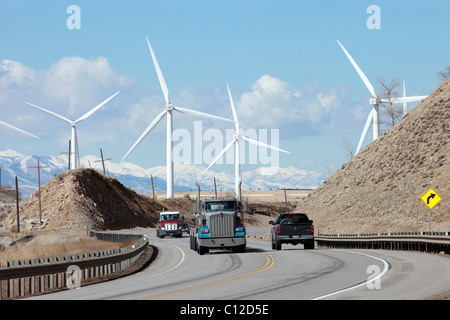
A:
[0, 233, 135, 268]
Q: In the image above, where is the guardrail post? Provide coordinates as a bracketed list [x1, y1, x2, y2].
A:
[18, 260, 26, 297]
[47, 258, 54, 289]
[29, 259, 35, 295]
[7, 261, 14, 298]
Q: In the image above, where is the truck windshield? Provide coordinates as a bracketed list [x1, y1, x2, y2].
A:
[161, 214, 180, 221]
[276, 213, 309, 224]
[205, 201, 236, 212]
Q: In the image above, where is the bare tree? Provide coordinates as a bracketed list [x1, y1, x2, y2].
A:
[341, 136, 356, 160]
[322, 158, 336, 179]
[437, 66, 450, 81]
[377, 77, 402, 130]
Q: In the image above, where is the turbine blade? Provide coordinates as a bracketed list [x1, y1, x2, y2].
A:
[121, 109, 167, 162]
[403, 80, 407, 116]
[0, 120, 40, 139]
[355, 109, 374, 155]
[146, 36, 170, 104]
[381, 96, 428, 104]
[203, 139, 236, 174]
[76, 91, 120, 123]
[226, 83, 240, 132]
[24, 101, 72, 123]
[337, 40, 377, 98]
[173, 106, 235, 124]
[240, 136, 290, 154]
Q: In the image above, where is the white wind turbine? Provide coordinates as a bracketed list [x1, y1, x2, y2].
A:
[203, 84, 290, 200]
[337, 40, 428, 155]
[0, 120, 40, 140]
[121, 37, 235, 199]
[24, 91, 119, 169]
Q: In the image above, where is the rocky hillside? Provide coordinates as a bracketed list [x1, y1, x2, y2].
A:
[296, 78, 450, 234]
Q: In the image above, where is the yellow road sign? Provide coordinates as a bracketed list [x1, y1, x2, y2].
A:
[421, 189, 442, 209]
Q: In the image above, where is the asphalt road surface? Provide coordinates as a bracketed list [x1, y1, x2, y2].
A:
[28, 228, 450, 300]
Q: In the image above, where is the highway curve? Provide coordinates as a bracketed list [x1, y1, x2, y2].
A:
[27, 228, 450, 300]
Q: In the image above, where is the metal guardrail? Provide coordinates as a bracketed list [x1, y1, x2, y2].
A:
[315, 231, 450, 255]
[0, 231, 149, 299]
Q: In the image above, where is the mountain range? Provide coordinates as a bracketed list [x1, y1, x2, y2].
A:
[0, 149, 325, 199]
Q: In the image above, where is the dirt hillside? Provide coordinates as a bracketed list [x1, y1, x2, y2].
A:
[296, 78, 450, 234]
[1, 169, 164, 231]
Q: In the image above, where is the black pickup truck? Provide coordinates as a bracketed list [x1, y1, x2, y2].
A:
[269, 213, 315, 250]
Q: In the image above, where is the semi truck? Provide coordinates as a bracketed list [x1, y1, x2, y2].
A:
[190, 188, 246, 255]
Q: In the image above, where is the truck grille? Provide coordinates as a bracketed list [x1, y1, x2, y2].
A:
[210, 214, 234, 238]
[164, 223, 177, 231]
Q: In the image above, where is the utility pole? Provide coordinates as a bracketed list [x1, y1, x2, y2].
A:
[147, 175, 160, 199]
[28, 157, 49, 224]
[94, 148, 111, 175]
[15, 176, 20, 233]
[4, 177, 28, 233]
[208, 177, 223, 198]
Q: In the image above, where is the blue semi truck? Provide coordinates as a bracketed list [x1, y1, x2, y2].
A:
[190, 196, 246, 255]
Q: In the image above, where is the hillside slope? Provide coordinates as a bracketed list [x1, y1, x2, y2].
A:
[2, 169, 164, 231]
[296, 78, 450, 234]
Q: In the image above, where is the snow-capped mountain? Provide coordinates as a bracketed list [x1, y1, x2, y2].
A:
[0, 149, 325, 199]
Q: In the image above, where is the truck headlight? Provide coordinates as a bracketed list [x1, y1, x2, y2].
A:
[200, 228, 210, 234]
[235, 227, 244, 233]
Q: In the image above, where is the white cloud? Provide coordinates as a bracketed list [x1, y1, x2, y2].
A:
[236, 75, 348, 137]
[0, 57, 133, 119]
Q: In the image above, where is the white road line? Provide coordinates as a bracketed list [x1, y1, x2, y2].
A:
[142, 240, 186, 280]
[311, 250, 390, 300]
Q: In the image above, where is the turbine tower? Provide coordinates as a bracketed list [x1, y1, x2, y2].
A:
[0, 120, 39, 140]
[203, 84, 290, 200]
[121, 37, 235, 199]
[337, 40, 427, 155]
[24, 91, 119, 169]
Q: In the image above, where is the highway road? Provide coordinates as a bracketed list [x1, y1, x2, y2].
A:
[28, 228, 450, 301]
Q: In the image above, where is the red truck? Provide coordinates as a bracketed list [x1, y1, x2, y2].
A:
[156, 211, 183, 238]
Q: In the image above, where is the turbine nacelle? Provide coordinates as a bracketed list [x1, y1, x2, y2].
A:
[369, 98, 381, 105]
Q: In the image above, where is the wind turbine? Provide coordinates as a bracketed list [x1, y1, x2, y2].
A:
[121, 36, 235, 199]
[203, 84, 290, 200]
[24, 91, 119, 169]
[0, 120, 40, 140]
[337, 40, 427, 155]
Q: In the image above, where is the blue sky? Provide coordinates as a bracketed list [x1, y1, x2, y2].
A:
[0, 0, 448, 176]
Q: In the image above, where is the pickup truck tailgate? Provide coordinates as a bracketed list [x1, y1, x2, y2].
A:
[280, 223, 313, 236]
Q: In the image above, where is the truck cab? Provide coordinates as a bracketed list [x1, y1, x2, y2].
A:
[190, 197, 246, 255]
[156, 211, 182, 238]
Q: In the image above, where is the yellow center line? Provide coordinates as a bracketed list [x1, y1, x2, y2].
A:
[140, 253, 275, 300]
